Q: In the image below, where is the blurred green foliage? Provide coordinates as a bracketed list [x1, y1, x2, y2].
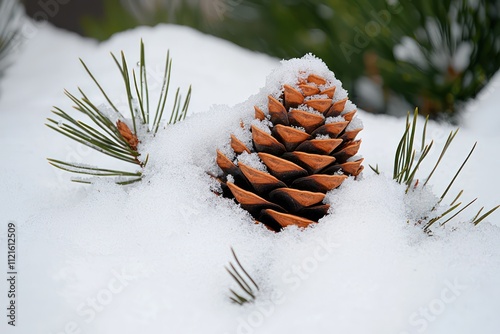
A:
[82, 0, 500, 118]
[81, 0, 137, 41]
[0, 0, 22, 79]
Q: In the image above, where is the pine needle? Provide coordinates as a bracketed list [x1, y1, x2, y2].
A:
[226, 248, 259, 305]
[47, 42, 191, 184]
[439, 143, 476, 202]
[424, 202, 463, 231]
[449, 190, 464, 207]
[473, 205, 500, 226]
[439, 198, 477, 227]
[421, 115, 429, 151]
[79, 59, 120, 114]
[423, 129, 459, 187]
[369, 164, 380, 175]
[371, 108, 498, 233]
[472, 207, 484, 223]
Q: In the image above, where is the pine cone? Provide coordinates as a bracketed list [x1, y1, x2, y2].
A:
[216, 72, 363, 231]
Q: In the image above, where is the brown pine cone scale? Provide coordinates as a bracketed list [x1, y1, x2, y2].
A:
[216, 73, 363, 232]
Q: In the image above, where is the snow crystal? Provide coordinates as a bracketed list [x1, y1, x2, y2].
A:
[259, 53, 349, 106]
[217, 140, 236, 163]
[404, 185, 440, 222]
[342, 100, 357, 113]
[325, 116, 345, 124]
[251, 118, 273, 133]
[346, 116, 364, 131]
[347, 155, 362, 162]
[296, 104, 322, 115]
[291, 125, 306, 132]
[304, 94, 329, 101]
[99, 104, 125, 124]
[231, 127, 253, 152]
[333, 87, 348, 102]
[315, 134, 331, 140]
[236, 152, 267, 171]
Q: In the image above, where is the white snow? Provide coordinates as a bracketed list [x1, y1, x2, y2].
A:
[236, 152, 267, 172]
[251, 118, 273, 133]
[325, 116, 345, 123]
[0, 21, 499, 334]
[342, 99, 357, 114]
[345, 116, 363, 131]
[296, 104, 322, 115]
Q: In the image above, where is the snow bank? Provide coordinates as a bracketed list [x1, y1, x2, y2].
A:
[0, 21, 499, 334]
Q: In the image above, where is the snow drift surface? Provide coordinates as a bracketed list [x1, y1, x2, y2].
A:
[0, 22, 499, 334]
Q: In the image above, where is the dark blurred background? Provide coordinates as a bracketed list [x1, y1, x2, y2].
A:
[9, 0, 500, 119]
[22, 0, 104, 35]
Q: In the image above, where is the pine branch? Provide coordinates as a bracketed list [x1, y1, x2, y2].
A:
[371, 108, 499, 232]
[226, 248, 259, 305]
[47, 41, 191, 184]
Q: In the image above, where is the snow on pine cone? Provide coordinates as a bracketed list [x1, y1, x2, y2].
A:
[216, 60, 363, 232]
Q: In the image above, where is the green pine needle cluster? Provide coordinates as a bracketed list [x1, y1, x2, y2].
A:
[47, 41, 191, 184]
[226, 248, 259, 305]
[371, 109, 499, 233]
